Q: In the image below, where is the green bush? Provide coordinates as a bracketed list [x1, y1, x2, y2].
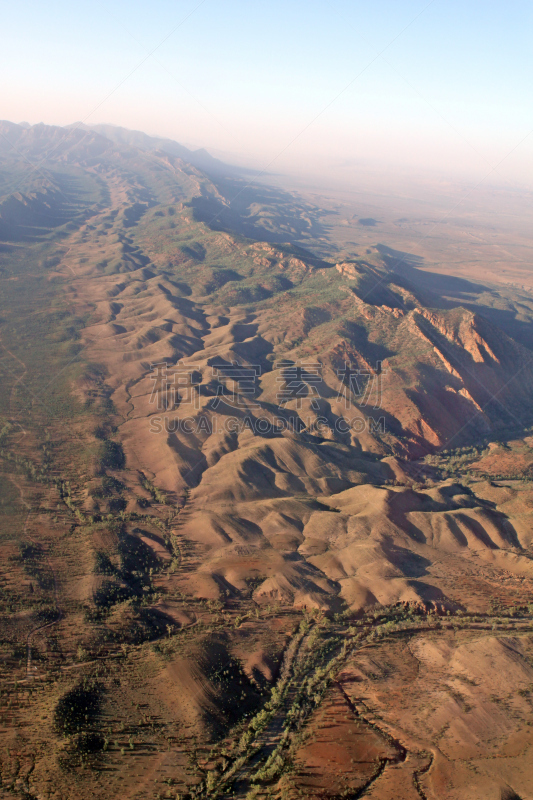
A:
[98, 440, 125, 470]
[93, 550, 116, 575]
[53, 681, 101, 736]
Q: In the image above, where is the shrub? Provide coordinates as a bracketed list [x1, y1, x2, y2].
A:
[93, 550, 116, 576]
[98, 440, 125, 470]
[93, 580, 135, 609]
[53, 681, 101, 736]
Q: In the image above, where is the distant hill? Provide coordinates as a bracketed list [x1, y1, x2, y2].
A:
[0, 119, 114, 160]
[84, 122, 255, 176]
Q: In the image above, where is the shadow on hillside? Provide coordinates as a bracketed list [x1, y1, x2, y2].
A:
[0, 169, 103, 243]
[377, 244, 492, 299]
[377, 244, 533, 352]
[342, 321, 395, 364]
[189, 175, 332, 246]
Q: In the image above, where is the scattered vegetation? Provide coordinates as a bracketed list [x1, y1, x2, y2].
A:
[53, 680, 101, 736]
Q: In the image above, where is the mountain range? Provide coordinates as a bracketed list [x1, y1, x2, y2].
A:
[1, 120, 533, 800]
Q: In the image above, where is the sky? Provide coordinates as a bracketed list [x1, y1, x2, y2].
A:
[2, 0, 533, 186]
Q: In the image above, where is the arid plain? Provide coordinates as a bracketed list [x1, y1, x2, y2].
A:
[1, 121, 533, 799]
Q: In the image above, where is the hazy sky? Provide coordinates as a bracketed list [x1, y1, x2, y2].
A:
[2, 0, 532, 185]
